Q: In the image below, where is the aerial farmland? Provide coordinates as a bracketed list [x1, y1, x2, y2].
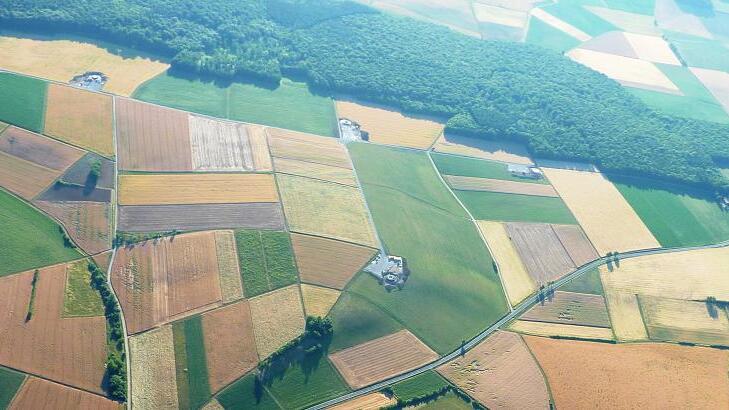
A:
[2, 0, 729, 409]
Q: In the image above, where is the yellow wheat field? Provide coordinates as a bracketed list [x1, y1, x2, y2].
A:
[639, 295, 729, 346]
[543, 168, 659, 254]
[248, 285, 306, 359]
[214, 231, 244, 303]
[247, 125, 273, 171]
[129, 326, 179, 409]
[603, 288, 648, 341]
[336, 100, 444, 149]
[330, 393, 396, 410]
[274, 157, 357, 186]
[118, 173, 279, 205]
[433, 134, 534, 165]
[0, 36, 169, 96]
[477, 221, 535, 305]
[301, 284, 341, 318]
[509, 320, 614, 340]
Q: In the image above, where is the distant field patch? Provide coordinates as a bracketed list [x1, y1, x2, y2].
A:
[456, 191, 577, 224]
[438, 331, 549, 409]
[368, 0, 481, 37]
[277, 174, 377, 247]
[525, 336, 729, 408]
[328, 290, 404, 352]
[329, 330, 438, 389]
[472, 2, 528, 28]
[268, 127, 351, 168]
[44, 84, 114, 156]
[274, 157, 357, 186]
[432, 153, 543, 182]
[248, 285, 306, 359]
[543, 168, 660, 254]
[521, 291, 611, 328]
[119, 203, 285, 232]
[0, 72, 46, 132]
[639, 295, 729, 346]
[301, 284, 341, 318]
[35, 201, 112, 255]
[291, 233, 376, 289]
[509, 320, 614, 340]
[234, 229, 298, 298]
[477, 221, 535, 305]
[690, 67, 729, 115]
[10, 377, 119, 410]
[433, 134, 533, 164]
[445, 175, 558, 196]
[0, 189, 81, 277]
[531, 8, 591, 41]
[538, 3, 616, 37]
[623, 32, 681, 65]
[665, 31, 729, 72]
[119, 173, 278, 205]
[335, 100, 443, 149]
[525, 16, 581, 52]
[130, 326, 179, 409]
[62, 259, 104, 317]
[506, 222, 579, 284]
[214, 230, 244, 303]
[584, 6, 661, 35]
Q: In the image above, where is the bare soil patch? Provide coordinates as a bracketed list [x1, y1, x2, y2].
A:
[292, 233, 377, 289]
[9, 377, 119, 410]
[438, 331, 549, 409]
[330, 330, 438, 389]
[34, 201, 111, 255]
[248, 285, 306, 359]
[129, 325, 179, 409]
[0, 126, 85, 171]
[0, 151, 60, 200]
[506, 222, 575, 285]
[525, 336, 729, 409]
[551, 224, 598, 267]
[445, 175, 558, 197]
[189, 115, 254, 172]
[521, 291, 611, 327]
[267, 127, 351, 169]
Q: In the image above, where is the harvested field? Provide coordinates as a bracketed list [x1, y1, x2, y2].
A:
[115, 98, 192, 171]
[0, 126, 85, 171]
[639, 296, 729, 346]
[118, 173, 278, 205]
[509, 320, 614, 340]
[274, 157, 357, 186]
[188, 115, 254, 171]
[581, 32, 639, 59]
[0, 151, 61, 200]
[690, 67, 729, 114]
[301, 284, 341, 318]
[623, 32, 681, 65]
[0, 36, 168, 96]
[329, 330, 439, 389]
[330, 393, 396, 410]
[246, 125, 273, 171]
[568, 48, 681, 94]
[292, 233, 377, 289]
[201, 301, 258, 393]
[278, 174, 377, 247]
[129, 326, 179, 409]
[335, 100, 443, 149]
[214, 231, 243, 303]
[543, 168, 660, 254]
[521, 291, 610, 328]
[446, 175, 558, 197]
[43, 84, 114, 157]
[9, 377, 119, 410]
[59, 153, 115, 189]
[38, 183, 112, 203]
[531, 8, 591, 41]
[584, 6, 661, 36]
[525, 336, 729, 409]
[0, 266, 107, 393]
[118, 203, 285, 232]
[603, 289, 648, 341]
[248, 285, 306, 359]
[111, 231, 223, 334]
[552, 224, 598, 267]
[438, 331, 549, 409]
[267, 127, 351, 169]
[433, 134, 533, 164]
[506, 222, 575, 285]
[477, 221, 535, 305]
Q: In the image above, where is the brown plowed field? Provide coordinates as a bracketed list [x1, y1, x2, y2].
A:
[521, 291, 611, 328]
[249, 285, 306, 359]
[0, 127, 85, 171]
[329, 393, 396, 410]
[445, 175, 558, 197]
[438, 331, 549, 409]
[115, 98, 192, 171]
[525, 336, 729, 409]
[129, 326, 179, 409]
[552, 224, 598, 267]
[329, 330, 438, 389]
[247, 125, 273, 171]
[9, 377, 120, 410]
[0, 151, 60, 200]
[44, 84, 114, 157]
[111, 231, 223, 334]
[335, 100, 444, 149]
[35, 201, 111, 255]
[214, 231, 244, 303]
[477, 221, 535, 305]
[0, 265, 107, 393]
[274, 157, 357, 186]
[506, 222, 575, 285]
[118, 203, 285, 232]
[202, 300, 259, 393]
[189, 115, 254, 172]
[118, 173, 278, 205]
[267, 127, 351, 169]
[291, 233, 377, 289]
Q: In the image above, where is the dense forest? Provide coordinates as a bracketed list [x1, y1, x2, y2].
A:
[3, 0, 729, 190]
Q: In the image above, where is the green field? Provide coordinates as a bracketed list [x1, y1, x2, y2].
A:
[541, 3, 617, 37]
[62, 259, 104, 317]
[235, 230, 299, 298]
[629, 64, 729, 124]
[0, 365, 25, 409]
[561, 267, 604, 295]
[264, 358, 350, 409]
[328, 290, 404, 352]
[217, 372, 280, 410]
[526, 18, 581, 53]
[455, 190, 577, 224]
[391, 371, 450, 401]
[665, 31, 729, 72]
[173, 316, 211, 410]
[134, 73, 338, 136]
[432, 153, 549, 184]
[0, 72, 47, 132]
[611, 175, 729, 247]
[0, 189, 82, 277]
[419, 392, 472, 409]
[348, 143, 508, 354]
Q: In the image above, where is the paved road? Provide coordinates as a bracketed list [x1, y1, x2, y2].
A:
[309, 239, 729, 409]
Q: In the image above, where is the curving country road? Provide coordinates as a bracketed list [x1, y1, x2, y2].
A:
[309, 239, 729, 409]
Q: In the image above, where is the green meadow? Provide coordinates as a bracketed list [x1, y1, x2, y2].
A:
[0, 366, 25, 409]
[0, 72, 46, 132]
[455, 190, 577, 225]
[327, 290, 404, 352]
[173, 316, 211, 410]
[217, 372, 280, 410]
[561, 267, 604, 296]
[391, 371, 450, 401]
[432, 153, 549, 184]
